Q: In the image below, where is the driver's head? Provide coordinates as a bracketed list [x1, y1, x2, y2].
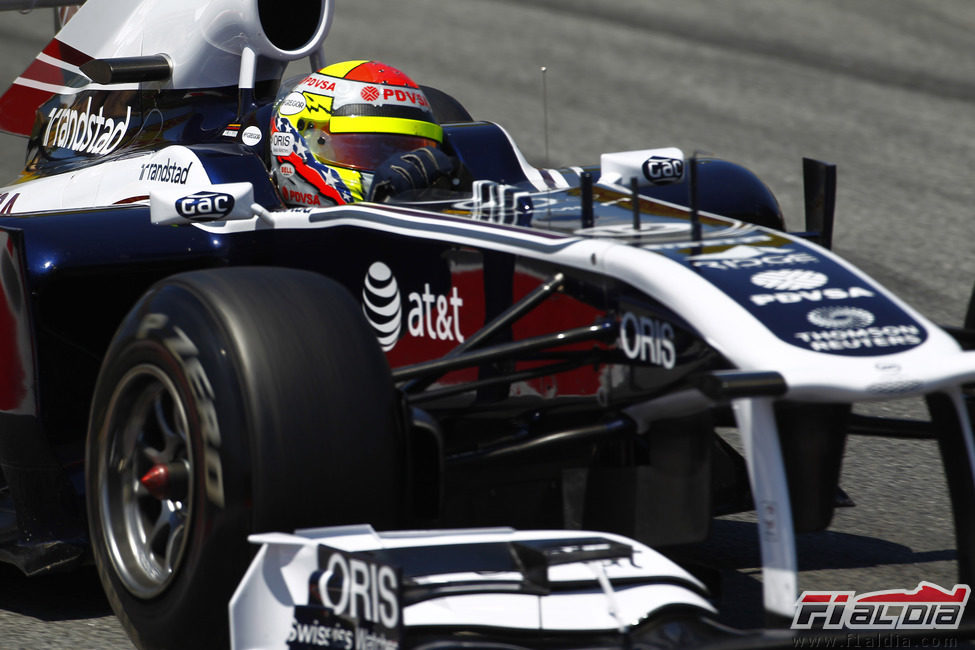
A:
[270, 60, 442, 206]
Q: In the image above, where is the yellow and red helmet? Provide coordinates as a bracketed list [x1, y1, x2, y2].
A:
[270, 60, 442, 205]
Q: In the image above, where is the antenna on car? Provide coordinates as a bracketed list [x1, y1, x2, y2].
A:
[581, 171, 594, 229]
[630, 177, 641, 236]
[689, 151, 702, 245]
[540, 66, 550, 167]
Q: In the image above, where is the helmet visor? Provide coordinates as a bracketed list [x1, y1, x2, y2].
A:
[306, 129, 441, 171]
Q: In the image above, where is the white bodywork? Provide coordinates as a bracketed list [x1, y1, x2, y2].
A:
[229, 525, 714, 649]
[13, 0, 332, 94]
[196, 198, 975, 620]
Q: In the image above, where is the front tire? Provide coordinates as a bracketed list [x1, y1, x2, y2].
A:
[87, 267, 404, 649]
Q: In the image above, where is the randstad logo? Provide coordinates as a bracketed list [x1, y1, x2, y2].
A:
[42, 97, 132, 155]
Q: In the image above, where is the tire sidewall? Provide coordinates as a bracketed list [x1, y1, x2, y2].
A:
[87, 285, 253, 650]
[87, 268, 405, 650]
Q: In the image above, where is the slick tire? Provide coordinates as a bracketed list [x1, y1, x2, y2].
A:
[86, 267, 404, 650]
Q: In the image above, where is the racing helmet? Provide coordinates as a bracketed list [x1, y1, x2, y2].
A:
[270, 60, 443, 206]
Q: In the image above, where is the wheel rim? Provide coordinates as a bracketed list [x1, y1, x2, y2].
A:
[97, 363, 194, 599]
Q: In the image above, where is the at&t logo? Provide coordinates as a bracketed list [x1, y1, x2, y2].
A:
[361, 261, 466, 351]
[362, 262, 402, 351]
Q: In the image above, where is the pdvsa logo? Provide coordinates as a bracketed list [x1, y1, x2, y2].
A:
[751, 286, 874, 307]
[280, 185, 321, 206]
[792, 582, 969, 630]
[175, 191, 234, 220]
[751, 269, 828, 291]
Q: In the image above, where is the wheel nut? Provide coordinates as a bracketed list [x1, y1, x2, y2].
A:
[140, 461, 189, 501]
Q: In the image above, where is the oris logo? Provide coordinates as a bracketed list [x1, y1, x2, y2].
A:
[311, 546, 401, 628]
[751, 269, 829, 291]
[175, 191, 234, 220]
[619, 312, 676, 369]
[270, 132, 294, 157]
[642, 155, 683, 185]
[362, 262, 402, 351]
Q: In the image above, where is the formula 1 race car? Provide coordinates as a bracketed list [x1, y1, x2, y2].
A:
[1, 0, 975, 649]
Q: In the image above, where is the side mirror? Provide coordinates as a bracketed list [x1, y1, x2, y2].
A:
[150, 182, 257, 225]
[598, 147, 685, 187]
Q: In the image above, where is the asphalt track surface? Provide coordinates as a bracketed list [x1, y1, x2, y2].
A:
[2, 1, 975, 647]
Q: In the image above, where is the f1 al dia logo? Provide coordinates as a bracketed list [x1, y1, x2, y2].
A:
[362, 262, 402, 351]
[792, 582, 970, 630]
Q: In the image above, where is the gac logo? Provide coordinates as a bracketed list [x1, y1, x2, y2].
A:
[176, 191, 234, 220]
[642, 155, 684, 185]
